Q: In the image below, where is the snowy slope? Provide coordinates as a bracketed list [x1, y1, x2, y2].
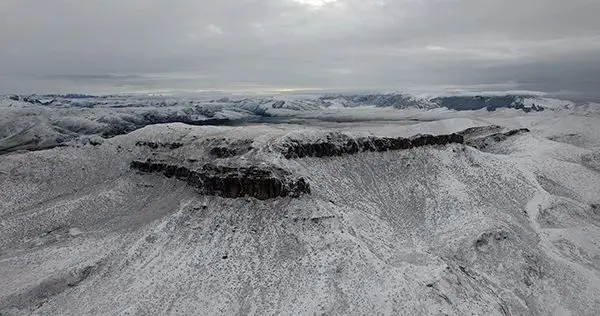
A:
[0, 94, 599, 315]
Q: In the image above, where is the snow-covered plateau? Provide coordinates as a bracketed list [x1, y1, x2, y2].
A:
[1, 93, 599, 315]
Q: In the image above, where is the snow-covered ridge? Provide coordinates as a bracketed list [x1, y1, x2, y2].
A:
[0, 92, 591, 156]
[1, 92, 582, 112]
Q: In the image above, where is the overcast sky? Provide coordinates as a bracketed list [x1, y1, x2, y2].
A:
[1, 0, 599, 95]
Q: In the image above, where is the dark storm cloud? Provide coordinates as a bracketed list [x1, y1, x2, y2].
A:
[1, 0, 599, 95]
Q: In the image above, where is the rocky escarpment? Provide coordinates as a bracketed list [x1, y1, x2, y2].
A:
[462, 128, 530, 150]
[131, 160, 310, 200]
[130, 132, 465, 199]
[128, 127, 530, 199]
[279, 133, 464, 159]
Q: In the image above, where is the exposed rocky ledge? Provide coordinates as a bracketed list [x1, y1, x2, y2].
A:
[280, 133, 464, 159]
[131, 160, 310, 200]
[462, 128, 530, 150]
[207, 139, 253, 158]
[130, 132, 466, 199]
[130, 128, 528, 200]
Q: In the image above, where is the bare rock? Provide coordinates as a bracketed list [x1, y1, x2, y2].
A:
[281, 132, 463, 159]
[130, 160, 310, 200]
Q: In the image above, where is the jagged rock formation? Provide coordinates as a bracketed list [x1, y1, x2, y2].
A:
[462, 127, 530, 150]
[272, 100, 286, 109]
[280, 132, 464, 159]
[457, 125, 504, 138]
[130, 160, 310, 200]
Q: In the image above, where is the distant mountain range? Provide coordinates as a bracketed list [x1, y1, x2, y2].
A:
[3, 93, 577, 112]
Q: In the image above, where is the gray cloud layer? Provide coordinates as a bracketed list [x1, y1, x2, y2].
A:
[1, 0, 599, 95]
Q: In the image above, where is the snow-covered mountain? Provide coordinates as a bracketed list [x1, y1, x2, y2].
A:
[0, 93, 585, 156]
[1, 93, 599, 315]
[1, 92, 577, 112]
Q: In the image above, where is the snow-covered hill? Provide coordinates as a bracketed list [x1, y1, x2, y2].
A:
[1, 93, 599, 315]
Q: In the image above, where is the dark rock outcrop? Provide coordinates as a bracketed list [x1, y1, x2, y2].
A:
[504, 128, 531, 137]
[210, 147, 239, 158]
[131, 160, 310, 200]
[135, 141, 183, 150]
[280, 133, 464, 159]
[464, 128, 530, 150]
[20, 96, 55, 106]
[272, 100, 285, 109]
[475, 229, 510, 251]
[208, 139, 253, 158]
[456, 125, 504, 138]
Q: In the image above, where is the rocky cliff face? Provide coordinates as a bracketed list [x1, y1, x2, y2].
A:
[279, 133, 464, 159]
[128, 127, 529, 201]
[131, 160, 310, 200]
